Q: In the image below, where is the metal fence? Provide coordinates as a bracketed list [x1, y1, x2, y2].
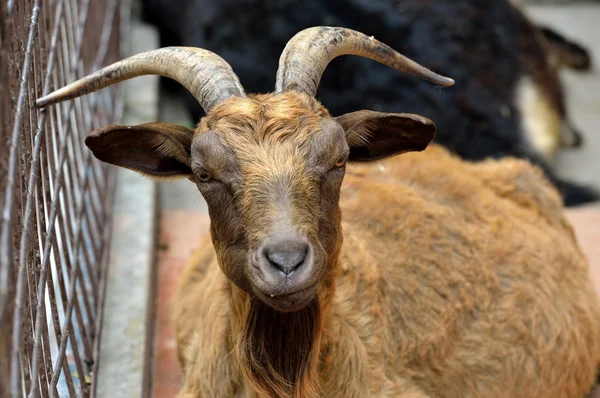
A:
[0, 0, 129, 396]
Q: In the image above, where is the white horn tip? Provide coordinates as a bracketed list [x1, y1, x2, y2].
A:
[441, 77, 455, 87]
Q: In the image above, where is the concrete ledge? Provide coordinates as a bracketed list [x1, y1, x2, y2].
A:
[96, 20, 159, 398]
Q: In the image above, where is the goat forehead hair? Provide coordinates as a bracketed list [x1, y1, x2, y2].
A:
[198, 91, 332, 148]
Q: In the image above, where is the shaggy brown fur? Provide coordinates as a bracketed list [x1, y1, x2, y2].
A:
[81, 90, 600, 397]
[164, 92, 600, 397]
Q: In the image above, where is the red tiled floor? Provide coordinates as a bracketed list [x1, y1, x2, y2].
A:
[565, 205, 600, 295]
[565, 205, 600, 398]
[152, 210, 210, 398]
[151, 207, 600, 397]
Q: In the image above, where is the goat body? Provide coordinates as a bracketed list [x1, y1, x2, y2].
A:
[174, 142, 600, 398]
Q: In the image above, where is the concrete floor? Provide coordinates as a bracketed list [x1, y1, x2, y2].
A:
[152, 4, 600, 397]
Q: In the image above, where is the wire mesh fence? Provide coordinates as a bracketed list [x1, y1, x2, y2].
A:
[0, 0, 130, 396]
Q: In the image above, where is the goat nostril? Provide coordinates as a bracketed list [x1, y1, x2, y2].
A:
[265, 242, 308, 276]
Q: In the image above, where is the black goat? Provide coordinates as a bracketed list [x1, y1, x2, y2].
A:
[142, 0, 597, 206]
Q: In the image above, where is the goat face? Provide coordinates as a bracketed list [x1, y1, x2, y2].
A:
[192, 94, 348, 312]
[34, 27, 452, 312]
[84, 91, 436, 311]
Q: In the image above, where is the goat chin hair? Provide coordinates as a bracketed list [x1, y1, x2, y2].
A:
[238, 297, 322, 398]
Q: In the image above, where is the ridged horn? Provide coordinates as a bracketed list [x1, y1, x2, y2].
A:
[35, 47, 246, 113]
[275, 26, 455, 96]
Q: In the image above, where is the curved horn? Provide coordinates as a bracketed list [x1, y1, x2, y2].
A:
[275, 27, 455, 96]
[35, 47, 246, 113]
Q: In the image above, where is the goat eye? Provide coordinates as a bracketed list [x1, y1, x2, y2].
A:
[334, 156, 347, 168]
[198, 171, 212, 182]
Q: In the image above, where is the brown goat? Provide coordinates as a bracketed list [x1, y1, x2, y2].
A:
[36, 27, 600, 397]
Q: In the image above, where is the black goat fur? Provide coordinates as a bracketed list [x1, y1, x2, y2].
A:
[142, 0, 598, 207]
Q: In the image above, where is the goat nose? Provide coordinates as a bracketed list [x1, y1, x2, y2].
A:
[263, 239, 308, 276]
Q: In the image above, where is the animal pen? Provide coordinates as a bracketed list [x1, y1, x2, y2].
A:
[0, 0, 599, 397]
[0, 0, 131, 396]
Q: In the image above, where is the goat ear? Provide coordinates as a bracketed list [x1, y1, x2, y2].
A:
[85, 121, 195, 178]
[537, 26, 591, 71]
[335, 110, 436, 162]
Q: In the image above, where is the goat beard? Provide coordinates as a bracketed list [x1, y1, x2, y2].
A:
[236, 297, 323, 398]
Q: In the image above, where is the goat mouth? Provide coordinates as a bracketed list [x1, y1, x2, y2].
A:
[254, 283, 318, 312]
